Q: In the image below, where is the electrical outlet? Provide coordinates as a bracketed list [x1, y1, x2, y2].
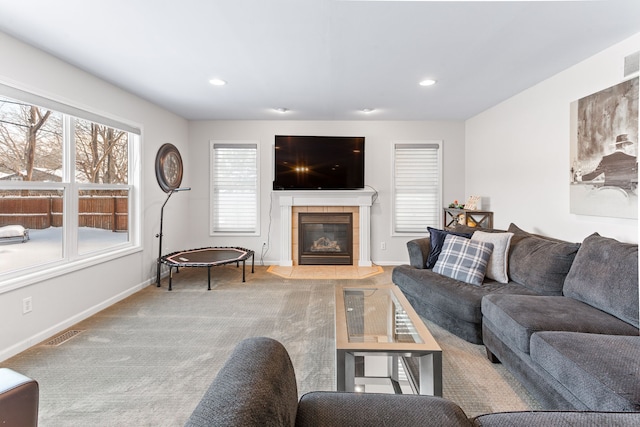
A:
[22, 296, 32, 314]
[381, 242, 386, 250]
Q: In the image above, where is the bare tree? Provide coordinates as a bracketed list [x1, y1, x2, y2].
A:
[75, 121, 128, 184]
[1, 96, 128, 185]
[25, 106, 52, 181]
[0, 97, 61, 181]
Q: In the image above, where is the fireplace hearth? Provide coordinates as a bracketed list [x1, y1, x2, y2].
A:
[298, 213, 353, 265]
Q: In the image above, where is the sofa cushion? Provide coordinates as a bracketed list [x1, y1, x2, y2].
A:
[563, 233, 639, 328]
[425, 227, 473, 269]
[393, 265, 536, 326]
[471, 231, 513, 283]
[530, 332, 640, 411]
[297, 392, 473, 427]
[433, 235, 493, 286]
[481, 294, 639, 354]
[473, 411, 640, 427]
[507, 223, 580, 296]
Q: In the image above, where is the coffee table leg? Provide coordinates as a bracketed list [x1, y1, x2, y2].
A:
[336, 350, 355, 392]
[418, 352, 443, 396]
[391, 355, 399, 382]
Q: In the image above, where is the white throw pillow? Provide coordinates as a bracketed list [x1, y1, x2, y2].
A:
[471, 231, 514, 283]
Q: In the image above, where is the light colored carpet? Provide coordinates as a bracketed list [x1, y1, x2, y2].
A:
[2, 265, 539, 426]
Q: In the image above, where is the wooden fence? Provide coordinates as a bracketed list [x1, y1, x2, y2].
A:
[0, 196, 128, 231]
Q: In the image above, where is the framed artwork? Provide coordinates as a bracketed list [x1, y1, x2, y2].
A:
[570, 77, 638, 219]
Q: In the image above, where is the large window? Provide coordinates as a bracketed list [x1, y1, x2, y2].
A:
[393, 142, 442, 234]
[74, 118, 130, 254]
[0, 88, 140, 284]
[210, 141, 259, 235]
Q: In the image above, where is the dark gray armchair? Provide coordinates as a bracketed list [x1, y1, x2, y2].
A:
[185, 337, 640, 427]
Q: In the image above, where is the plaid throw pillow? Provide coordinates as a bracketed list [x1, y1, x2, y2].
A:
[433, 234, 494, 286]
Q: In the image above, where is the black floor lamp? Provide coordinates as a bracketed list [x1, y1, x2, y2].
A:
[156, 187, 190, 286]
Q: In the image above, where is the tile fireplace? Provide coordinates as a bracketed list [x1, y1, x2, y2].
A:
[274, 190, 376, 267]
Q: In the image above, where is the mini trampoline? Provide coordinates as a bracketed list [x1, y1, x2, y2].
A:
[159, 246, 254, 291]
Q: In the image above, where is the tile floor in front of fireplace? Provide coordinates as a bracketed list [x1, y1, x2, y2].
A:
[267, 264, 383, 279]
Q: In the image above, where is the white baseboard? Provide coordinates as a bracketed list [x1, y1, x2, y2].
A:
[0, 279, 150, 363]
[372, 261, 405, 266]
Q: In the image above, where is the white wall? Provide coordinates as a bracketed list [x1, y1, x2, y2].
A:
[0, 33, 189, 361]
[465, 33, 640, 244]
[188, 120, 466, 264]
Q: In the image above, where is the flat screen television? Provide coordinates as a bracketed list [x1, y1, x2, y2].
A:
[273, 135, 365, 190]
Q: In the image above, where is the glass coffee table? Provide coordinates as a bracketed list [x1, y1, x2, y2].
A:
[335, 284, 442, 395]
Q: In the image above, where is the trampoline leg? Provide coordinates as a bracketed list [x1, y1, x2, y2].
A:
[242, 260, 246, 282]
[207, 267, 211, 291]
[168, 267, 173, 291]
[251, 253, 255, 273]
[156, 260, 161, 287]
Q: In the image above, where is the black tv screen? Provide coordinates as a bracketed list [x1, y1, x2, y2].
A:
[273, 135, 365, 190]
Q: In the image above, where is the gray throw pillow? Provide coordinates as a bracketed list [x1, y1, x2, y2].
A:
[563, 233, 639, 328]
[507, 223, 580, 295]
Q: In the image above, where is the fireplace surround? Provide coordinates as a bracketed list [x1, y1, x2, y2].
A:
[275, 190, 376, 267]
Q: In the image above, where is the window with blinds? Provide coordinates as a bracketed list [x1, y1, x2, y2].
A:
[393, 142, 442, 234]
[210, 142, 259, 235]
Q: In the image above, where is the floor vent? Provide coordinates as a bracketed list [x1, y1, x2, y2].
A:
[43, 330, 84, 346]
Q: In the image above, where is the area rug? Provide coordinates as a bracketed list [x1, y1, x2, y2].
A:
[2, 265, 539, 426]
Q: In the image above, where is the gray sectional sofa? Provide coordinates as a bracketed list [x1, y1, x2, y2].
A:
[392, 223, 582, 344]
[185, 337, 640, 426]
[392, 224, 639, 412]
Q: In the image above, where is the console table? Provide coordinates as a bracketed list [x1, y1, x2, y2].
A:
[443, 208, 493, 229]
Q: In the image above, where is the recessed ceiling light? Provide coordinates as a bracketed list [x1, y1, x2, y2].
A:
[274, 107, 289, 113]
[361, 108, 375, 113]
[419, 79, 436, 87]
[209, 78, 227, 86]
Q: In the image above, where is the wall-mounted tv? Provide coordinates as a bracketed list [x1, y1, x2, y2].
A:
[273, 135, 365, 190]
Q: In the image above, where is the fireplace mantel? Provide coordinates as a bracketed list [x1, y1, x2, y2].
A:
[274, 189, 376, 267]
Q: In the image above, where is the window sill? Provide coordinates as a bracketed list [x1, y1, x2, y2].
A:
[0, 244, 143, 295]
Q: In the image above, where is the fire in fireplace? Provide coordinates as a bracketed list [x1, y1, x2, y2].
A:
[298, 213, 353, 265]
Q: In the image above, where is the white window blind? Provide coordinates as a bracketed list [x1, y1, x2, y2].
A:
[393, 142, 442, 234]
[210, 142, 258, 234]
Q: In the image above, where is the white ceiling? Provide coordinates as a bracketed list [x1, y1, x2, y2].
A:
[0, 0, 639, 121]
